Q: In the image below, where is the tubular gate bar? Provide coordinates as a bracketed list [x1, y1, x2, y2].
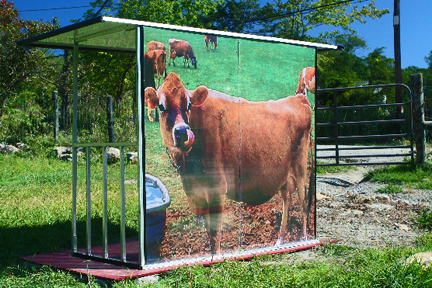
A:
[316, 84, 414, 166]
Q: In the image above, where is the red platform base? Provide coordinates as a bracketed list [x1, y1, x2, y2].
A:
[20, 239, 331, 281]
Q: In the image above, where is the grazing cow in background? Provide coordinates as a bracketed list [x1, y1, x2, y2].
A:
[143, 52, 156, 122]
[295, 67, 316, 96]
[204, 35, 218, 51]
[147, 49, 166, 87]
[145, 72, 312, 254]
[147, 40, 167, 83]
[168, 39, 197, 68]
[147, 40, 166, 52]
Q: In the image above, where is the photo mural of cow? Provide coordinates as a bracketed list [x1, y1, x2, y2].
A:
[145, 72, 312, 255]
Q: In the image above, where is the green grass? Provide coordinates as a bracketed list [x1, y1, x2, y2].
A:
[414, 210, 432, 232]
[316, 162, 355, 174]
[375, 184, 404, 194]
[365, 162, 432, 190]
[1, 153, 432, 287]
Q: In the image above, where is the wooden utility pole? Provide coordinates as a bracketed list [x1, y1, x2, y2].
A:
[394, 0, 403, 118]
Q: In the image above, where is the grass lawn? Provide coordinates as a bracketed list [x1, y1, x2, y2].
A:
[1, 153, 432, 287]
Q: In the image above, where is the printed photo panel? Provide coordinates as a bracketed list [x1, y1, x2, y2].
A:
[236, 39, 316, 251]
[143, 27, 240, 263]
[143, 26, 316, 264]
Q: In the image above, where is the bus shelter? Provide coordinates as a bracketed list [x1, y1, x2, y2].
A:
[18, 16, 341, 278]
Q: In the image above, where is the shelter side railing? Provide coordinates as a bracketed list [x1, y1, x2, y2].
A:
[71, 141, 140, 269]
[315, 84, 414, 167]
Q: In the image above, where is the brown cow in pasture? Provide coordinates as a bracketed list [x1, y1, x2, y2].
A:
[168, 39, 197, 68]
[295, 67, 316, 96]
[145, 72, 313, 254]
[204, 35, 217, 51]
[146, 49, 166, 87]
[147, 40, 166, 52]
[144, 49, 166, 121]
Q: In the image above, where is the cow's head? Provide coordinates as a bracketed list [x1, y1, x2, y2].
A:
[187, 51, 197, 69]
[145, 72, 208, 169]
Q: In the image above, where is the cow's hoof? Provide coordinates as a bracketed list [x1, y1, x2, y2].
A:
[275, 237, 284, 246]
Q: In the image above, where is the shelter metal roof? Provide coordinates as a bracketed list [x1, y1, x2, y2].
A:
[17, 16, 343, 52]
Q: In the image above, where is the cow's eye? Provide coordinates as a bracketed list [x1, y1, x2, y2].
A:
[159, 103, 166, 112]
[187, 101, 191, 111]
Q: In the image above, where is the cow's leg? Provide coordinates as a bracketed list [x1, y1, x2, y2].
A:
[147, 107, 155, 122]
[292, 134, 311, 241]
[276, 177, 294, 246]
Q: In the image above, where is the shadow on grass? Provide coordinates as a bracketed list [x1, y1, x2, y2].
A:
[0, 218, 138, 270]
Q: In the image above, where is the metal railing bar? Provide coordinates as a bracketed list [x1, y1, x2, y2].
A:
[316, 145, 412, 151]
[86, 146, 92, 255]
[72, 147, 78, 253]
[316, 153, 412, 159]
[317, 161, 410, 166]
[317, 133, 411, 141]
[316, 102, 410, 111]
[103, 147, 108, 259]
[73, 142, 137, 148]
[316, 118, 409, 127]
[318, 83, 411, 93]
[120, 146, 127, 262]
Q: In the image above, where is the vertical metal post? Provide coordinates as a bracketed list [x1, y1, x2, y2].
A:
[71, 43, 79, 254]
[333, 91, 339, 165]
[103, 146, 108, 258]
[136, 25, 146, 268]
[120, 146, 126, 261]
[52, 91, 59, 141]
[106, 95, 115, 142]
[86, 146, 92, 255]
[236, 40, 243, 249]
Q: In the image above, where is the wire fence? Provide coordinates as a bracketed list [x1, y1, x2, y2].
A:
[0, 91, 137, 145]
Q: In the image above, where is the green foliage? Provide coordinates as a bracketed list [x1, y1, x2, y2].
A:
[414, 210, 432, 232]
[365, 162, 432, 190]
[258, 0, 388, 42]
[0, 104, 49, 144]
[375, 184, 403, 194]
[0, 0, 59, 126]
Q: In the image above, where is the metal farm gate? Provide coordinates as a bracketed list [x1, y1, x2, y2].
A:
[315, 83, 414, 167]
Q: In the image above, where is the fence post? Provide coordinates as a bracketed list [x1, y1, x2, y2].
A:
[411, 73, 426, 165]
[52, 91, 59, 141]
[106, 96, 115, 143]
[333, 91, 339, 165]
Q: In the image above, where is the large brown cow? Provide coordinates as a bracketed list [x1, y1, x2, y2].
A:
[168, 39, 197, 68]
[145, 72, 312, 254]
[295, 67, 316, 96]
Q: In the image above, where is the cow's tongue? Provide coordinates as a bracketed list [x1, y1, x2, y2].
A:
[183, 129, 195, 148]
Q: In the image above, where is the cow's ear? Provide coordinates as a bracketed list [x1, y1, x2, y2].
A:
[190, 86, 208, 107]
[144, 87, 159, 109]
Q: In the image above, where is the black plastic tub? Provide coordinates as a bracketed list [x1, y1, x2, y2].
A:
[145, 174, 171, 262]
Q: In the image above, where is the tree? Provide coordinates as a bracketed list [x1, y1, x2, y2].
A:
[258, 0, 388, 42]
[0, 0, 59, 127]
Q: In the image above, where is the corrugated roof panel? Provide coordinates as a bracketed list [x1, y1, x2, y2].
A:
[17, 16, 343, 52]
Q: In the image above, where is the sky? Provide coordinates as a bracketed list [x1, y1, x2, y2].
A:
[13, 0, 432, 69]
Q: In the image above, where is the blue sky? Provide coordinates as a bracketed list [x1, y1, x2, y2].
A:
[14, 0, 431, 68]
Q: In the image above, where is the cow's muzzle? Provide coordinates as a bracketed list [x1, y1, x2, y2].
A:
[173, 124, 195, 150]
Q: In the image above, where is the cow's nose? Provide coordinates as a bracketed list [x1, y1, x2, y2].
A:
[173, 125, 189, 146]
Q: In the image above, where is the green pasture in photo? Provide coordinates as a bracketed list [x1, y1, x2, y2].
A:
[144, 26, 316, 212]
